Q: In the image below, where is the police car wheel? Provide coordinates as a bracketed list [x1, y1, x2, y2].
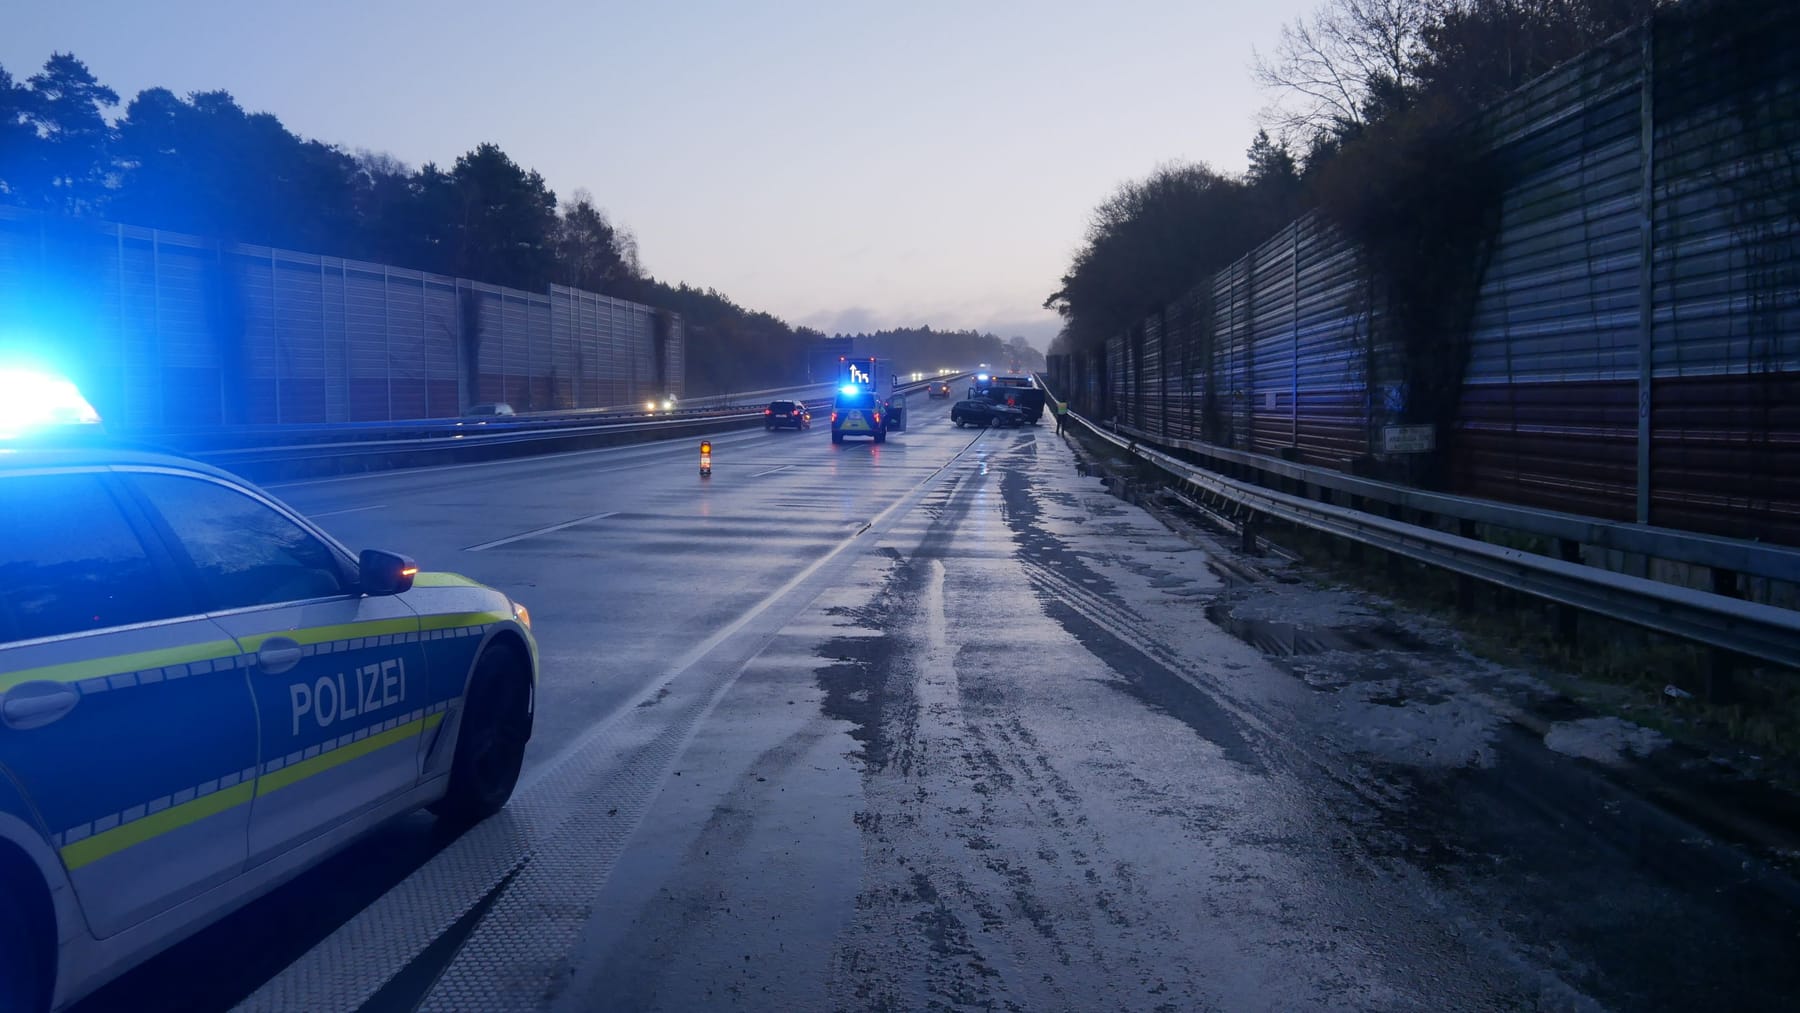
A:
[432, 644, 532, 826]
[0, 877, 50, 1013]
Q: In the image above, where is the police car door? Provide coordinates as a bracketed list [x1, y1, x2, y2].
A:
[0, 469, 259, 939]
[120, 470, 429, 863]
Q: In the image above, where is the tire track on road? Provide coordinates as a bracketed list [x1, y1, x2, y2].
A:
[239, 430, 992, 1013]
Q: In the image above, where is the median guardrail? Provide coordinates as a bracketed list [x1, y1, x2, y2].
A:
[145, 381, 848, 454]
[181, 375, 968, 481]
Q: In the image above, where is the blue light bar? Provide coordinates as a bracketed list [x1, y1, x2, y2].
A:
[839, 384, 863, 396]
[0, 367, 102, 436]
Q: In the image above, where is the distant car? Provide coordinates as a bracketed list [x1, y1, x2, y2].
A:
[463, 403, 516, 418]
[951, 399, 1023, 428]
[928, 382, 951, 399]
[765, 399, 812, 430]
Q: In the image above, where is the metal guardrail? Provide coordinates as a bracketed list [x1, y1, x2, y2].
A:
[1102, 420, 1800, 588]
[195, 409, 776, 467]
[1066, 409, 1800, 669]
[186, 375, 967, 479]
[146, 381, 848, 453]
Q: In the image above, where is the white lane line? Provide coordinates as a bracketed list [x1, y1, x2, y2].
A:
[465, 511, 620, 552]
[238, 414, 988, 1013]
[519, 426, 988, 792]
[308, 503, 388, 518]
[749, 465, 794, 478]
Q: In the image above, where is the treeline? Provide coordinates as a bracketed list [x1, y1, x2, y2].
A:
[0, 52, 824, 393]
[1046, 0, 1666, 356]
[836, 328, 1045, 375]
[664, 285, 823, 395]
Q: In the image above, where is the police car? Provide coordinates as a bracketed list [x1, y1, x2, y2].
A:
[0, 444, 537, 1012]
[829, 389, 888, 444]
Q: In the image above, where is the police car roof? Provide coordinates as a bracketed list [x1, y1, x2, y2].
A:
[0, 437, 242, 482]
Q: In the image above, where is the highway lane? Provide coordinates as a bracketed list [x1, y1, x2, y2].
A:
[72, 392, 985, 1012]
[77, 389, 1800, 1012]
[538, 419, 1799, 1013]
[272, 398, 976, 767]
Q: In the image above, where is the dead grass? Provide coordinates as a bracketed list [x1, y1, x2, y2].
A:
[1271, 517, 1800, 772]
[1062, 424, 1800, 771]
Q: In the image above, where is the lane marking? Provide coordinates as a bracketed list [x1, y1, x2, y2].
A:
[520, 423, 989, 790]
[464, 512, 620, 552]
[749, 465, 794, 478]
[309, 503, 388, 518]
[415, 425, 993, 1010]
[238, 418, 989, 1013]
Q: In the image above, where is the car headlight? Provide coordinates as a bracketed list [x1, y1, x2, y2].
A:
[512, 601, 532, 630]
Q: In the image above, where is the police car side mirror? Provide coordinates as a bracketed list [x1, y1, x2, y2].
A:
[359, 549, 418, 596]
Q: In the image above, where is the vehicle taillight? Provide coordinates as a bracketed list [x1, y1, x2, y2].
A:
[873, 412, 882, 425]
[831, 411, 839, 423]
[765, 408, 772, 414]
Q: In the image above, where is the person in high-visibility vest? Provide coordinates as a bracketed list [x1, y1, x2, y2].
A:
[1054, 402, 1068, 436]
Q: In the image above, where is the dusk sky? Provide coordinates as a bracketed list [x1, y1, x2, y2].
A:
[6, 0, 1318, 348]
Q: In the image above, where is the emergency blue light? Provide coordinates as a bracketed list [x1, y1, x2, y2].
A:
[839, 384, 863, 396]
[0, 367, 102, 436]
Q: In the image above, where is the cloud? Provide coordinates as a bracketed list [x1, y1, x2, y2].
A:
[971, 315, 1061, 350]
[796, 303, 1062, 351]
[799, 306, 883, 336]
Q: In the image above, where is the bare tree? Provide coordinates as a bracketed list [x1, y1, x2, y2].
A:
[552, 188, 639, 291]
[354, 149, 412, 179]
[1253, 0, 1431, 144]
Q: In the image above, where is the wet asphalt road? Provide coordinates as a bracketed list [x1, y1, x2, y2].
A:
[76, 395, 1800, 1012]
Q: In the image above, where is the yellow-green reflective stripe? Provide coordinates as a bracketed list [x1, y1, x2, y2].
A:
[238, 612, 503, 653]
[0, 640, 239, 693]
[420, 611, 508, 632]
[238, 619, 417, 653]
[412, 572, 483, 588]
[256, 711, 443, 798]
[5, 614, 504, 691]
[61, 710, 449, 869]
[61, 780, 255, 871]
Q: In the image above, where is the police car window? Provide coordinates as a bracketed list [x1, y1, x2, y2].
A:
[129, 473, 350, 610]
[0, 473, 190, 643]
